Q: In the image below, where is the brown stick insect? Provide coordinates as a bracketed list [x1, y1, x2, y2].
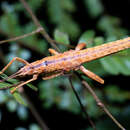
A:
[0, 37, 130, 93]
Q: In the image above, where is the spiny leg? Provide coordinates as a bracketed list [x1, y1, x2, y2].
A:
[11, 74, 38, 94]
[0, 57, 29, 75]
[80, 66, 104, 84]
[75, 43, 86, 51]
[48, 48, 59, 55]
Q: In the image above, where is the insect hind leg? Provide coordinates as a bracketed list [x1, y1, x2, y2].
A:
[80, 66, 104, 84]
[76, 43, 104, 84]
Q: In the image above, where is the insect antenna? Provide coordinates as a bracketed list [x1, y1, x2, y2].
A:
[0, 71, 21, 83]
[0, 81, 24, 90]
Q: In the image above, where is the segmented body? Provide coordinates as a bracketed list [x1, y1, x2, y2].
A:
[19, 37, 130, 77]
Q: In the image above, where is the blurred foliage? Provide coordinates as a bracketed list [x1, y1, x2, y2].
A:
[0, 0, 130, 130]
[47, 0, 80, 39]
[84, 0, 104, 18]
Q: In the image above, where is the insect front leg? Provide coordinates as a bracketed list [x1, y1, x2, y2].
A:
[75, 43, 86, 50]
[0, 57, 29, 75]
[48, 48, 59, 55]
[80, 66, 104, 84]
[11, 74, 38, 94]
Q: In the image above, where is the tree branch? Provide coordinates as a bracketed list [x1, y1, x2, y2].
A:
[69, 77, 96, 130]
[0, 27, 42, 45]
[0, 29, 44, 55]
[22, 92, 49, 130]
[19, 0, 60, 52]
[82, 81, 126, 130]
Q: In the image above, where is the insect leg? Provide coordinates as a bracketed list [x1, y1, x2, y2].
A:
[42, 72, 63, 80]
[0, 57, 29, 75]
[48, 48, 59, 55]
[10, 74, 38, 94]
[75, 43, 86, 50]
[80, 66, 104, 84]
[76, 43, 104, 84]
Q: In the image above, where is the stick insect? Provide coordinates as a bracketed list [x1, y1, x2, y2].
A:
[0, 37, 130, 93]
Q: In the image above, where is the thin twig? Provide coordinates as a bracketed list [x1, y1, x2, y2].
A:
[82, 81, 126, 130]
[0, 29, 44, 55]
[0, 27, 74, 49]
[20, 0, 60, 52]
[0, 27, 43, 45]
[22, 92, 49, 130]
[69, 77, 96, 130]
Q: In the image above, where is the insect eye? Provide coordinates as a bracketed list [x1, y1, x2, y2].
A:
[44, 61, 48, 66]
[42, 61, 48, 66]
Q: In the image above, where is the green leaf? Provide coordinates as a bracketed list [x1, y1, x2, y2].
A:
[47, 0, 80, 38]
[0, 91, 8, 103]
[105, 85, 130, 103]
[0, 82, 12, 88]
[29, 123, 41, 130]
[6, 100, 17, 112]
[84, 59, 106, 76]
[17, 106, 28, 120]
[94, 37, 104, 46]
[0, 73, 8, 79]
[100, 50, 130, 75]
[0, 11, 21, 36]
[54, 29, 70, 44]
[61, 0, 76, 12]
[28, 0, 43, 12]
[27, 83, 38, 91]
[97, 16, 128, 38]
[100, 56, 121, 75]
[78, 30, 95, 47]
[84, 0, 104, 18]
[12, 92, 27, 106]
